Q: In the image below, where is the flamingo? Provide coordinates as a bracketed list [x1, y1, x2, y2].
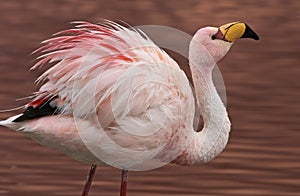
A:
[0, 20, 259, 195]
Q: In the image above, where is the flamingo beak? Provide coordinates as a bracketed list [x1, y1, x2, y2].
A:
[212, 22, 260, 42]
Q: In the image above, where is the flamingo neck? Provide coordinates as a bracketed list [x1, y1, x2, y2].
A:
[176, 42, 231, 165]
[192, 62, 231, 164]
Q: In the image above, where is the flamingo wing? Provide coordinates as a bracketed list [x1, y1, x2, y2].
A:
[11, 21, 195, 167]
[29, 21, 193, 128]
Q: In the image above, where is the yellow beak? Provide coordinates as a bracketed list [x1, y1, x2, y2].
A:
[213, 22, 259, 42]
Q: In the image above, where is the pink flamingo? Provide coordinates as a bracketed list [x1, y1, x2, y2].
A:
[0, 21, 259, 195]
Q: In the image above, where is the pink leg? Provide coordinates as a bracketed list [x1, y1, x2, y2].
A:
[120, 170, 129, 196]
[81, 164, 97, 196]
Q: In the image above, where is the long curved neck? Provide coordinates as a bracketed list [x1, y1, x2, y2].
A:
[177, 41, 231, 165]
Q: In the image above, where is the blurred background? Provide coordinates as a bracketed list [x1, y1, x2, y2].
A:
[0, 0, 299, 195]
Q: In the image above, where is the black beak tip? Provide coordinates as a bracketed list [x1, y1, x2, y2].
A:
[253, 33, 260, 40]
[243, 24, 260, 41]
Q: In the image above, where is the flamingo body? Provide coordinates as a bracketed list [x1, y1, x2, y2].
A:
[1, 21, 195, 168]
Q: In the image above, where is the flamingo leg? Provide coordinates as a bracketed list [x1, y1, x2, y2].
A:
[120, 170, 129, 196]
[81, 164, 97, 196]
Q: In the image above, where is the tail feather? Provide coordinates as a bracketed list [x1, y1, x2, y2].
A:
[0, 114, 23, 130]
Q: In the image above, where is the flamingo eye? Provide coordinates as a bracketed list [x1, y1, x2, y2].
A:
[211, 35, 216, 40]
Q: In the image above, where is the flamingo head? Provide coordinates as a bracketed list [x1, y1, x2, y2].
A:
[192, 22, 259, 63]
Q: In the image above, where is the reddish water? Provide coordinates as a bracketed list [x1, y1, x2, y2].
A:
[0, 1, 299, 195]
